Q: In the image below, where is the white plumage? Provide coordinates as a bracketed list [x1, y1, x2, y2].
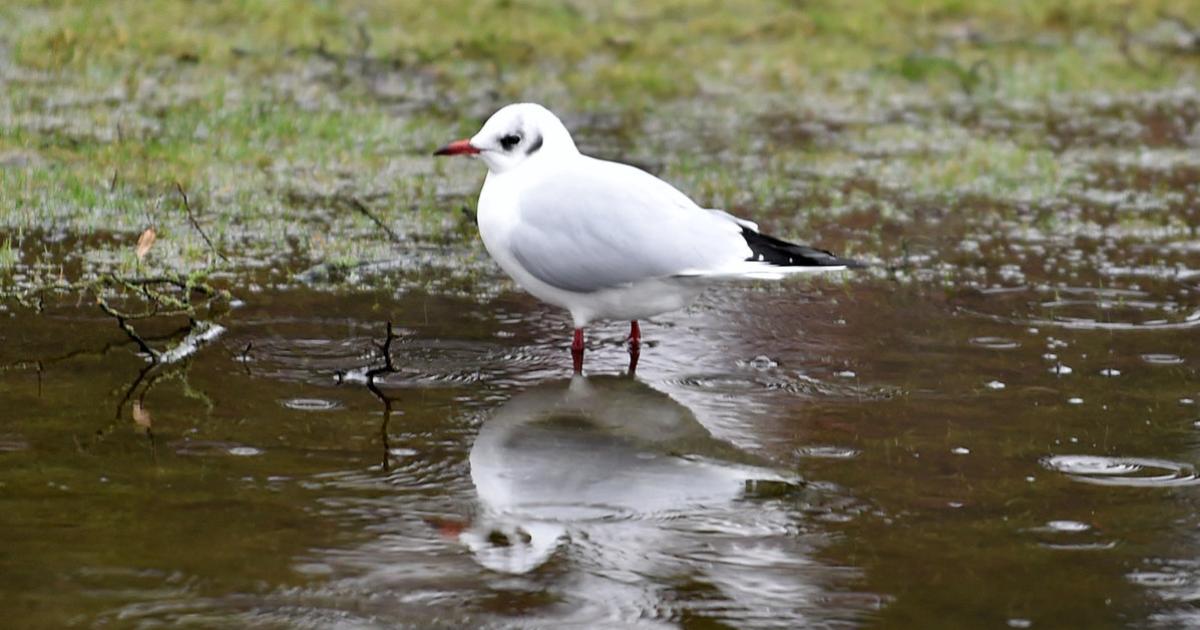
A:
[435, 103, 857, 370]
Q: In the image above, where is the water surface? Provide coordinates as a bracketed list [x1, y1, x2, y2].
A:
[3, 249, 1198, 627]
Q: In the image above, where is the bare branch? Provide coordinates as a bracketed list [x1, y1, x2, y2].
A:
[175, 182, 229, 262]
[347, 196, 402, 243]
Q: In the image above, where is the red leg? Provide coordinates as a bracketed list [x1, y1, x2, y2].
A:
[627, 320, 640, 375]
[571, 328, 584, 373]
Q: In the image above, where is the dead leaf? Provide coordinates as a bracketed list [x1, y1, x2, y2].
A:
[132, 400, 152, 430]
[135, 227, 156, 261]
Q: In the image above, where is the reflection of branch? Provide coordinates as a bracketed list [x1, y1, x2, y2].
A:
[363, 321, 401, 471]
[376, 392, 396, 472]
[232, 341, 253, 376]
[115, 361, 158, 421]
[3, 324, 192, 379]
[96, 294, 159, 360]
[5, 271, 230, 365]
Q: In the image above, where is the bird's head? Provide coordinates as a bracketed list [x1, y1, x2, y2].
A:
[434, 103, 578, 174]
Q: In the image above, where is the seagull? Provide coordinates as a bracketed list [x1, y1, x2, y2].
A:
[434, 103, 859, 373]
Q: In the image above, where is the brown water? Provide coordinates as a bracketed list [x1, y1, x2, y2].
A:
[3, 247, 1199, 628]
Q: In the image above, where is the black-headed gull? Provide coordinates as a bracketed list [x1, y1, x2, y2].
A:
[435, 103, 859, 372]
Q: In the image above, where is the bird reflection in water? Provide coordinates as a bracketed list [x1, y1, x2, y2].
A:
[462, 374, 802, 575]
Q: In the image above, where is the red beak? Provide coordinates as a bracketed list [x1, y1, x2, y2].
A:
[433, 139, 480, 156]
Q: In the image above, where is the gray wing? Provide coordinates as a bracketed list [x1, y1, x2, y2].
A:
[508, 159, 750, 294]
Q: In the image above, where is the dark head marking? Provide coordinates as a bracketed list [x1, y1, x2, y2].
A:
[525, 134, 544, 155]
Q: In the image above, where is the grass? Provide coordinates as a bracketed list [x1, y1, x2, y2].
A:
[0, 0, 1198, 292]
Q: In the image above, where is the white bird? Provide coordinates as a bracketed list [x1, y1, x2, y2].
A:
[435, 103, 859, 372]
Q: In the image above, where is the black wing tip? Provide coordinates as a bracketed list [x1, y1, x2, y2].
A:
[741, 227, 866, 269]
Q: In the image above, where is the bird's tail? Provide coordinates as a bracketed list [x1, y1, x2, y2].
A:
[740, 227, 864, 269]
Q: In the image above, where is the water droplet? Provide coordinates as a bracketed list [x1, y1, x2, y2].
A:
[1007, 618, 1032, 628]
[951, 447, 970, 455]
[1100, 368, 1121, 377]
[985, 380, 1006, 390]
[1067, 397, 1083, 405]
[1049, 364, 1073, 375]
[227, 446, 263, 457]
[834, 370, 857, 378]
[1180, 398, 1195, 406]
[281, 398, 341, 411]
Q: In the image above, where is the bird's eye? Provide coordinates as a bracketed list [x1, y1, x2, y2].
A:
[500, 134, 521, 150]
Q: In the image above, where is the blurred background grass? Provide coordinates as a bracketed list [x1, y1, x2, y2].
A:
[0, 0, 1197, 286]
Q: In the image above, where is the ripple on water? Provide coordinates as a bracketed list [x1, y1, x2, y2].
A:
[173, 440, 264, 457]
[1040, 455, 1200, 487]
[669, 371, 896, 402]
[1128, 571, 1191, 588]
[0, 435, 30, 452]
[795, 446, 861, 459]
[671, 373, 762, 394]
[1141, 353, 1185, 365]
[738, 355, 779, 370]
[282, 398, 342, 411]
[961, 285, 1200, 331]
[969, 336, 1020, 350]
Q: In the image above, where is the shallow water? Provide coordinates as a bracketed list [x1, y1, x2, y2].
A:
[2, 240, 1198, 628]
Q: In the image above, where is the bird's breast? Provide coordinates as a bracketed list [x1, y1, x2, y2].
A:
[475, 176, 519, 260]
